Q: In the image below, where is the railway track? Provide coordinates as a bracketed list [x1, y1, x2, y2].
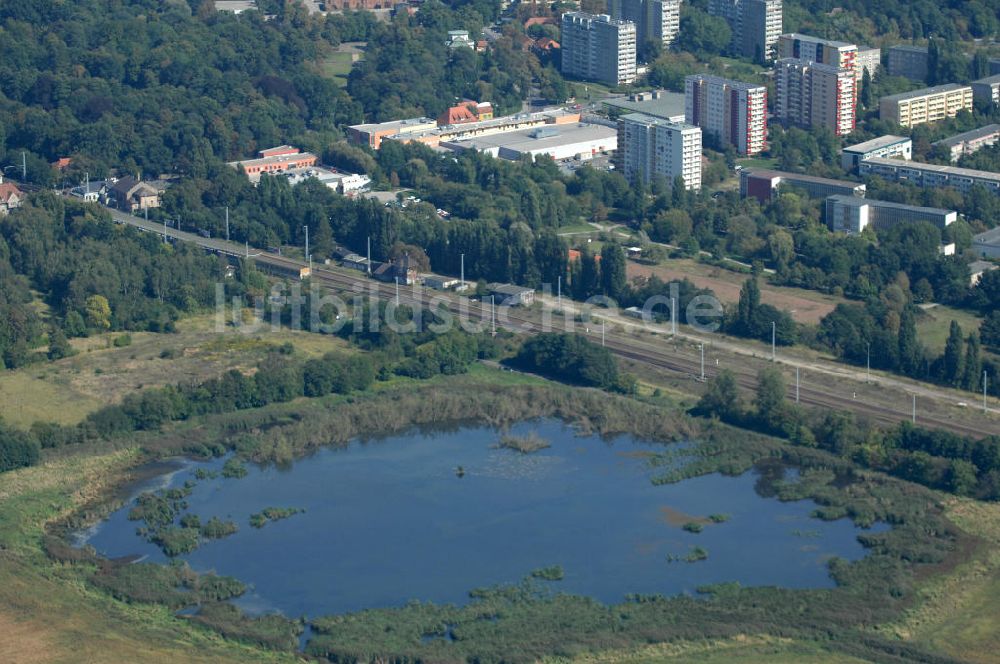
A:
[111, 212, 997, 438]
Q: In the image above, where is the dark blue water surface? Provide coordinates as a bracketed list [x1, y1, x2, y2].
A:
[81, 419, 884, 617]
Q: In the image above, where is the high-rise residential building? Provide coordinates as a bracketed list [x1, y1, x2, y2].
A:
[684, 74, 768, 155]
[856, 47, 881, 81]
[886, 45, 929, 81]
[708, 0, 782, 62]
[561, 12, 637, 86]
[776, 34, 857, 74]
[879, 84, 973, 128]
[774, 58, 856, 136]
[608, 0, 680, 49]
[617, 113, 702, 190]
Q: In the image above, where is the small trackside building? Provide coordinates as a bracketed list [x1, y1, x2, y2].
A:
[487, 283, 535, 306]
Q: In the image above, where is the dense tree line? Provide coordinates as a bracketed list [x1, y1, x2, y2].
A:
[785, 0, 1000, 43]
[0, 196, 237, 368]
[0, 0, 371, 183]
[0, 0, 567, 184]
[512, 333, 628, 391]
[346, 1, 554, 120]
[698, 367, 1000, 499]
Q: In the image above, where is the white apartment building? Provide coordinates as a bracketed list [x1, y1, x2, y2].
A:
[618, 113, 702, 190]
[608, 0, 680, 48]
[774, 58, 856, 136]
[841, 135, 912, 172]
[879, 84, 974, 128]
[561, 12, 637, 86]
[684, 74, 768, 155]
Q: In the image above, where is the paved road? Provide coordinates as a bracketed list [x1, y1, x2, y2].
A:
[108, 207, 999, 437]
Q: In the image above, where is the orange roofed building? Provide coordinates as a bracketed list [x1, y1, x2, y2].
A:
[228, 146, 318, 182]
[437, 100, 494, 127]
[567, 249, 601, 263]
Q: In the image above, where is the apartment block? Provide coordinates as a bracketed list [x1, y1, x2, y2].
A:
[561, 12, 637, 86]
[608, 0, 680, 48]
[774, 58, 856, 136]
[740, 169, 865, 203]
[825, 195, 956, 234]
[932, 124, 1000, 162]
[879, 84, 973, 128]
[886, 45, 928, 81]
[971, 74, 1000, 106]
[856, 47, 881, 81]
[841, 135, 912, 172]
[707, 0, 782, 61]
[617, 113, 702, 190]
[776, 33, 857, 72]
[860, 157, 1000, 195]
[684, 74, 768, 155]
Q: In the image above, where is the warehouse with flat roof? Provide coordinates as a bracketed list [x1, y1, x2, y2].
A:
[441, 123, 618, 161]
[602, 90, 687, 122]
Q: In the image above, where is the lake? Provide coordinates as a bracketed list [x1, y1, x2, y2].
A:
[80, 419, 884, 618]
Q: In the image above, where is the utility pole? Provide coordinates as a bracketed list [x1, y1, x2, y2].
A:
[366, 236, 372, 275]
[395, 276, 399, 306]
[671, 297, 677, 335]
[225, 206, 230, 242]
[866, 342, 871, 382]
[21, 152, 26, 181]
[700, 343, 705, 381]
[85, 171, 89, 197]
[490, 295, 496, 336]
[245, 241, 249, 259]
[303, 225, 309, 262]
[796, 366, 800, 404]
[771, 321, 776, 362]
[460, 253, 465, 289]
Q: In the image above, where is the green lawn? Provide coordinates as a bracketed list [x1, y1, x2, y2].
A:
[736, 156, 779, 170]
[318, 51, 356, 87]
[0, 371, 103, 429]
[916, 305, 990, 356]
